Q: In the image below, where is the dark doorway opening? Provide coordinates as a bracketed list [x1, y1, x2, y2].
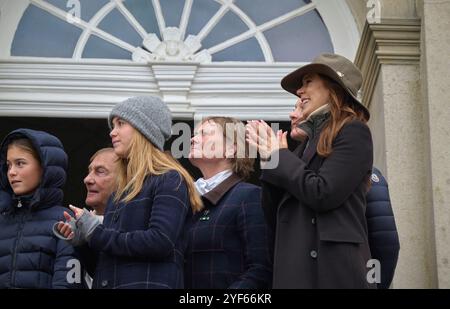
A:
[0, 117, 293, 208]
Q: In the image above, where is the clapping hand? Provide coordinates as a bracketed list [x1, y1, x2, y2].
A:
[245, 120, 288, 161]
[56, 205, 85, 239]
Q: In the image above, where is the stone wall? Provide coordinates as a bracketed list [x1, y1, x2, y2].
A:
[420, 0, 450, 289]
[354, 0, 450, 288]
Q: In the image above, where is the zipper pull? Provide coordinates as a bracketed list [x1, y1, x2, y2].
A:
[17, 199, 22, 208]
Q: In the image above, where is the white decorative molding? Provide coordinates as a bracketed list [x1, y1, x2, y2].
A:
[355, 18, 421, 108]
[313, 0, 360, 60]
[132, 28, 211, 63]
[0, 1, 362, 122]
[0, 59, 301, 120]
[151, 63, 198, 110]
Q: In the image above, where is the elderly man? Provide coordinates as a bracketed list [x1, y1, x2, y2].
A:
[81, 147, 118, 288]
[84, 148, 118, 217]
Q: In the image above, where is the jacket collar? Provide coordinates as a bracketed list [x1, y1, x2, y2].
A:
[202, 173, 242, 205]
[293, 135, 320, 166]
[302, 134, 320, 166]
[294, 140, 307, 157]
[295, 113, 330, 166]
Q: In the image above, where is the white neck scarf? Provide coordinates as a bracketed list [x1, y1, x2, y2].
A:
[195, 169, 233, 196]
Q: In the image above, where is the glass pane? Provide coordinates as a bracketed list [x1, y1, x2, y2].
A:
[44, 0, 110, 22]
[263, 10, 333, 62]
[97, 8, 142, 47]
[12, 0, 335, 63]
[186, 0, 221, 36]
[124, 0, 160, 38]
[212, 37, 264, 62]
[83, 35, 132, 60]
[11, 5, 82, 58]
[43, 0, 69, 12]
[202, 11, 249, 50]
[234, 0, 311, 25]
[160, 0, 184, 27]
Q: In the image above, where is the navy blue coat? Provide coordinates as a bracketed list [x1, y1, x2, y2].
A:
[184, 174, 272, 289]
[0, 129, 80, 289]
[87, 170, 190, 289]
[366, 167, 400, 289]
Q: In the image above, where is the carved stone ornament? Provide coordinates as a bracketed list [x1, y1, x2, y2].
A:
[132, 27, 212, 63]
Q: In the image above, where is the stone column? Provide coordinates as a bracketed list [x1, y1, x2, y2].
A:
[418, 0, 450, 289]
[355, 9, 438, 288]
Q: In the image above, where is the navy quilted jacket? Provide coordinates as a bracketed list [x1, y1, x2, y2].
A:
[0, 129, 80, 289]
[366, 167, 400, 289]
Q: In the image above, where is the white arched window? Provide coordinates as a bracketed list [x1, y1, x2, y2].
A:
[0, 0, 359, 120]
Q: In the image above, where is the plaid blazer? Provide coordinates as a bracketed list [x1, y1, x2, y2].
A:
[88, 170, 190, 289]
[184, 174, 272, 289]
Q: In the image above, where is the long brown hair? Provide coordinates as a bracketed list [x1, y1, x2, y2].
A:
[317, 75, 369, 157]
[201, 117, 255, 180]
[114, 130, 202, 213]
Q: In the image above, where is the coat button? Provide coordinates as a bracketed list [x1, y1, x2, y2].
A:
[310, 250, 318, 259]
[101, 280, 108, 287]
[311, 218, 316, 225]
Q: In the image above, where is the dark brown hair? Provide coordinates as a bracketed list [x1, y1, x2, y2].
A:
[8, 138, 41, 164]
[317, 74, 368, 158]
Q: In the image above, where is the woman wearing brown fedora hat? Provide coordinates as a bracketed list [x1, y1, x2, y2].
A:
[246, 53, 375, 289]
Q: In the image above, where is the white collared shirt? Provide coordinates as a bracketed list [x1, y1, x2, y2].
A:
[194, 169, 233, 196]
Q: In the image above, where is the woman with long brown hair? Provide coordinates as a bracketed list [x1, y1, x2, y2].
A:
[55, 96, 202, 289]
[246, 54, 375, 288]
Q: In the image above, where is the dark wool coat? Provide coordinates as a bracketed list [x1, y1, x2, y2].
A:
[0, 129, 80, 289]
[184, 174, 272, 288]
[88, 170, 190, 289]
[261, 120, 375, 289]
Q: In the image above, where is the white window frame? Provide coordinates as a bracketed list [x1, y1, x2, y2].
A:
[0, 0, 360, 121]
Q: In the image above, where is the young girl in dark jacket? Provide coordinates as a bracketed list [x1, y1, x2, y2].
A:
[0, 128, 80, 288]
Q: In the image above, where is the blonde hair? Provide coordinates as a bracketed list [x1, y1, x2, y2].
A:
[114, 130, 202, 213]
[201, 116, 254, 180]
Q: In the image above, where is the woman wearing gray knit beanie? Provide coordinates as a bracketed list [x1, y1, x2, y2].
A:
[55, 96, 202, 289]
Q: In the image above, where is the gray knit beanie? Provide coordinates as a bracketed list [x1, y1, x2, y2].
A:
[108, 96, 172, 150]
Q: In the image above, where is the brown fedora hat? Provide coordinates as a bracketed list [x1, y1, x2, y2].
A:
[281, 53, 370, 120]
